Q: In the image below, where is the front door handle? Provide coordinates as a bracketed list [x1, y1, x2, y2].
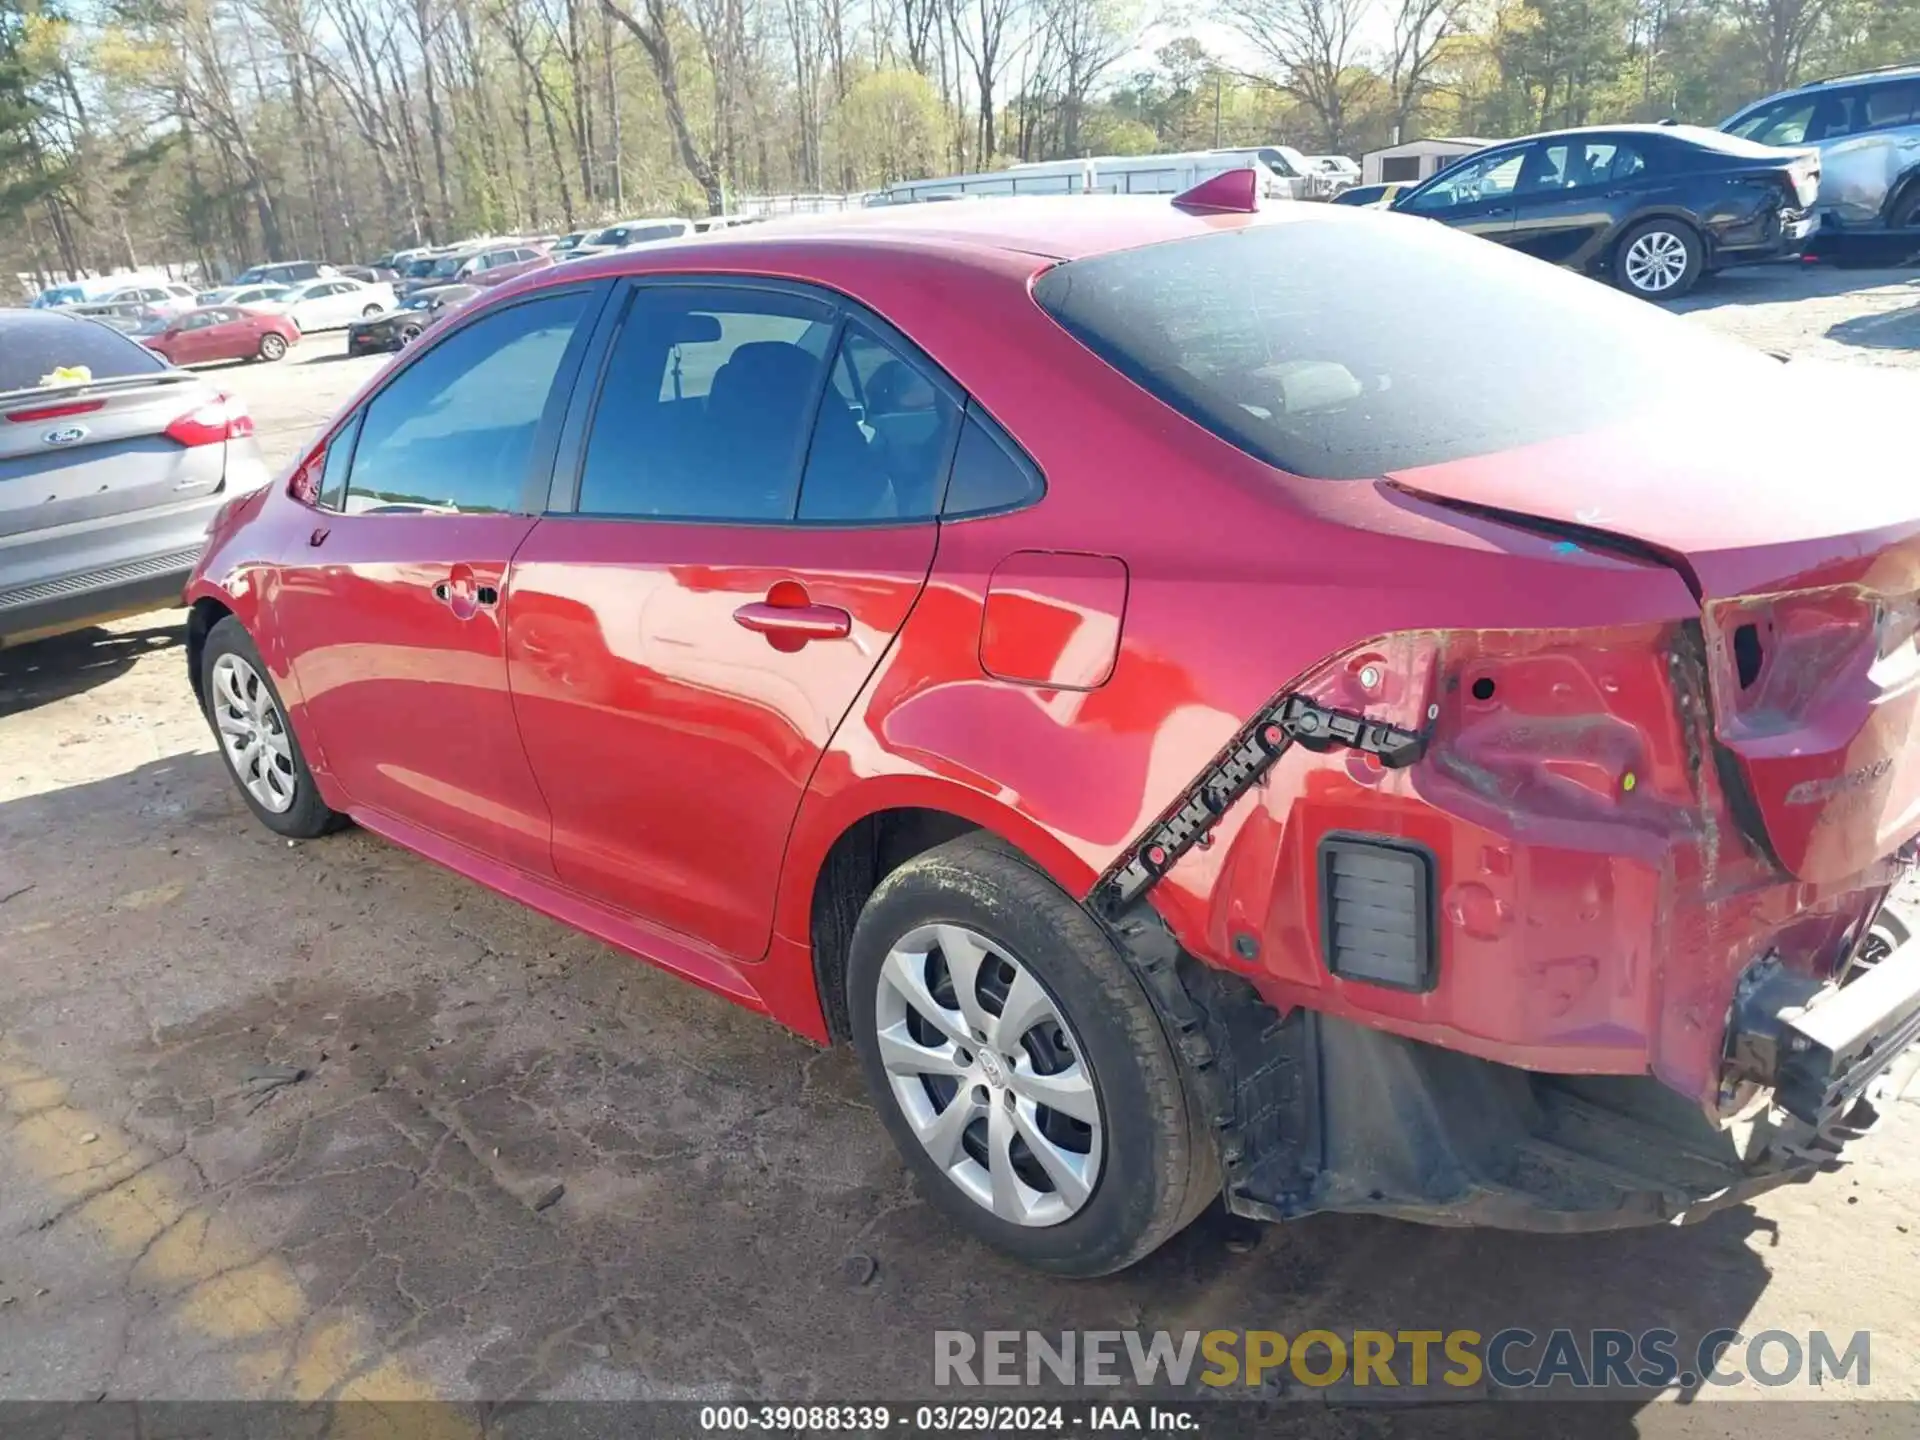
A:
[733, 599, 852, 645]
[432, 567, 499, 620]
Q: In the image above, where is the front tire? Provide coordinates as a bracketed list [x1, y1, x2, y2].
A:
[199, 616, 344, 839]
[1615, 218, 1704, 299]
[846, 833, 1218, 1275]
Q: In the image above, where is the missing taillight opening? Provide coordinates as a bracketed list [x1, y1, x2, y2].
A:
[1733, 623, 1765, 690]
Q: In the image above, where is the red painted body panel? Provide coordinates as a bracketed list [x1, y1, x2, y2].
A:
[148, 308, 299, 366]
[503, 518, 938, 961]
[184, 198, 1920, 1119]
[275, 513, 556, 876]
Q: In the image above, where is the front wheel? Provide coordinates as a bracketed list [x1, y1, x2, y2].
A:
[1615, 219, 1703, 299]
[200, 616, 345, 839]
[257, 332, 287, 362]
[846, 833, 1218, 1275]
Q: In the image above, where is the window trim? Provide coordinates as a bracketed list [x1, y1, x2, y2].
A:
[315, 279, 612, 519]
[545, 273, 981, 530]
[942, 401, 1046, 521]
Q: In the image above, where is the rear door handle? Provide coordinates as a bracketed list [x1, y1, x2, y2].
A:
[732, 600, 852, 643]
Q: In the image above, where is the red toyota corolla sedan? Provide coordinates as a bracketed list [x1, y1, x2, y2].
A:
[184, 179, 1920, 1274]
[145, 304, 300, 366]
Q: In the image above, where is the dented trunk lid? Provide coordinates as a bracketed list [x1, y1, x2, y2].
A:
[1385, 363, 1920, 883]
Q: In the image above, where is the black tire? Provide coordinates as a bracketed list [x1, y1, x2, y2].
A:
[398, 324, 422, 346]
[361, 302, 383, 317]
[199, 615, 345, 840]
[846, 833, 1218, 1276]
[1613, 217, 1704, 299]
[257, 332, 287, 362]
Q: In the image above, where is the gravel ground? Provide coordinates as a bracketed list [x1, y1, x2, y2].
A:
[2, 267, 1919, 1426]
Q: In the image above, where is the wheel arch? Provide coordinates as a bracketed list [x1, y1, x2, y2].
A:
[1881, 163, 1920, 228]
[781, 779, 1102, 1044]
[184, 595, 235, 715]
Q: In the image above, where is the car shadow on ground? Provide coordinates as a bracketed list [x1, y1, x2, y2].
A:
[0, 751, 1798, 1413]
[0, 620, 185, 719]
[1827, 302, 1920, 352]
[1667, 261, 1918, 314]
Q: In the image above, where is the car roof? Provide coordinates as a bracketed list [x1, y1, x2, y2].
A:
[536, 193, 1398, 275]
[1780, 62, 1920, 93]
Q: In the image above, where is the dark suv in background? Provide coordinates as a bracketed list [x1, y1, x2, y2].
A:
[1723, 64, 1920, 245]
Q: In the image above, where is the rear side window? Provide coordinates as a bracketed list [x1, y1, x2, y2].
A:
[1864, 81, 1920, 130]
[1031, 218, 1778, 480]
[344, 291, 588, 514]
[802, 325, 959, 522]
[943, 409, 1042, 516]
[0, 312, 167, 391]
[576, 287, 836, 521]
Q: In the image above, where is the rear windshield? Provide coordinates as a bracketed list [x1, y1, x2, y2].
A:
[0, 312, 169, 394]
[1030, 216, 1777, 480]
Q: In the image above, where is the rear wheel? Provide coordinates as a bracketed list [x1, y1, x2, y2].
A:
[200, 616, 344, 839]
[1615, 219, 1703, 299]
[257, 332, 287, 362]
[398, 323, 423, 347]
[846, 833, 1218, 1275]
[361, 302, 384, 317]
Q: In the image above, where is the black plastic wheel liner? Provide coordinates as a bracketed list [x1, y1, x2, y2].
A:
[1104, 912, 1859, 1232]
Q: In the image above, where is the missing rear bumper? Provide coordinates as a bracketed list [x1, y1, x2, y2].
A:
[1726, 933, 1920, 1127]
[1109, 915, 1901, 1233]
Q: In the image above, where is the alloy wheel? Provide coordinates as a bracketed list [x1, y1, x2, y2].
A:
[872, 922, 1103, 1227]
[1623, 230, 1690, 293]
[209, 652, 297, 813]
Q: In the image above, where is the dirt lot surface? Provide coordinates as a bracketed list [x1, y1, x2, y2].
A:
[3, 265, 1920, 1426]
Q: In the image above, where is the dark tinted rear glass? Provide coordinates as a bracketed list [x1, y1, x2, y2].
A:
[0, 312, 169, 393]
[1030, 216, 1776, 480]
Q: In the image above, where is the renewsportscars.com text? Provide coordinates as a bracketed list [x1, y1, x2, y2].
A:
[933, 1328, 1871, 1391]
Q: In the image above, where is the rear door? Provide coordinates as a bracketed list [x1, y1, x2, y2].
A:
[273, 283, 604, 871]
[1509, 137, 1654, 267]
[198, 308, 254, 362]
[504, 279, 955, 960]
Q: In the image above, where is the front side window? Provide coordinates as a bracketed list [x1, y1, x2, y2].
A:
[576, 287, 836, 521]
[1403, 149, 1525, 210]
[343, 291, 588, 515]
[1031, 218, 1780, 481]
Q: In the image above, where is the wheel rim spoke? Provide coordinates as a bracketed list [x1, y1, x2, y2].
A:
[993, 966, 1054, 1053]
[876, 1020, 969, 1081]
[986, 1100, 1028, 1222]
[1010, 1059, 1099, 1126]
[917, 1087, 982, 1170]
[931, 924, 999, 1043]
[879, 948, 969, 1048]
[1011, 1100, 1093, 1209]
